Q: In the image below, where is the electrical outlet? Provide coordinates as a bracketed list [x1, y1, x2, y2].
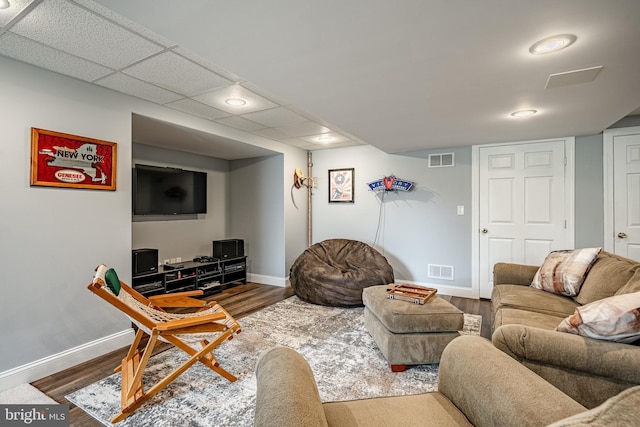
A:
[176, 257, 181, 263]
[457, 205, 464, 215]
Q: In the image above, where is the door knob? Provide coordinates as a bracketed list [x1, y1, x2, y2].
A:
[481, 228, 488, 234]
[618, 232, 628, 238]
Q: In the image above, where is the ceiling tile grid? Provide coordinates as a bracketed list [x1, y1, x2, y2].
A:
[0, 0, 357, 153]
[0, 31, 112, 81]
[9, 0, 163, 69]
[5, 1, 635, 154]
[122, 50, 232, 97]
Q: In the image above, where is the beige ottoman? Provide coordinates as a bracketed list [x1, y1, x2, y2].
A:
[363, 285, 464, 372]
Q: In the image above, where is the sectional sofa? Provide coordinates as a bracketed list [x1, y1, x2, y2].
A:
[491, 250, 640, 408]
[253, 249, 640, 426]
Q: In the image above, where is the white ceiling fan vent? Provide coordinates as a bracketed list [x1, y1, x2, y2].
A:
[428, 153, 455, 168]
[428, 264, 454, 280]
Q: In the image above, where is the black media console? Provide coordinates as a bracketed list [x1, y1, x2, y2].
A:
[131, 256, 247, 297]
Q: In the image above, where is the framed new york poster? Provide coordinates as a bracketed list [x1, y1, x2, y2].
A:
[30, 128, 117, 191]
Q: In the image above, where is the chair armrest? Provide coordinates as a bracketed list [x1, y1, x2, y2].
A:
[255, 347, 328, 427]
[493, 262, 539, 286]
[439, 335, 586, 427]
[149, 290, 207, 308]
[154, 312, 226, 331]
[492, 324, 640, 407]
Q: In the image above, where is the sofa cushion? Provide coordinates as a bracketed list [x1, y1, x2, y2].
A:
[323, 393, 473, 427]
[556, 292, 640, 343]
[492, 285, 579, 318]
[531, 248, 601, 296]
[615, 267, 640, 296]
[547, 385, 640, 427]
[576, 251, 639, 305]
[494, 307, 568, 331]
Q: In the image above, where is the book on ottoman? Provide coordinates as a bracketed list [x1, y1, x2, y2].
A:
[386, 284, 437, 304]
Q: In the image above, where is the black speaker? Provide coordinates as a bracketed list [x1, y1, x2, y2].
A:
[132, 248, 158, 276]
[212, 239, 244, 259]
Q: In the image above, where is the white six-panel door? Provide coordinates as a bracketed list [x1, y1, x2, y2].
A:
[605, 127, 640, 261]
[477, 139, 572, 298]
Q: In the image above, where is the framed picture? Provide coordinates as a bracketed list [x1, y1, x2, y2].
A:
[328, 168, 354, 203]
[30, 127, 117, 191]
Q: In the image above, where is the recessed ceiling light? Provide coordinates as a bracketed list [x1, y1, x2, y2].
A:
[510, 109, 537, 118]
[317, 135, 334, 143]
[529, 34, 577, 55]
[0, 0, 10, 9]
[224, 97, 247, 106]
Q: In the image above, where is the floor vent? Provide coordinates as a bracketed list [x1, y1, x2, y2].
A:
[428, 153, 454, 168]
[428, 264, 454, 280]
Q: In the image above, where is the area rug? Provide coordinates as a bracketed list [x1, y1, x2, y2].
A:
[0, 383, 57, 404]
[67, 296, 481, 426]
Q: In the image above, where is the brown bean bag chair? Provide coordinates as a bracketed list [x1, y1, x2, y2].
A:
[290, 239, 394, 307]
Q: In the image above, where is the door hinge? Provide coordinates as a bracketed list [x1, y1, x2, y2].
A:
[564, 220, 567, 229]
[564, 156, 567, 166]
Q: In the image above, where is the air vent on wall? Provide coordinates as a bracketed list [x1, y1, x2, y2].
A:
[428, 264, 454, 280]
[428, 153, 454, 168]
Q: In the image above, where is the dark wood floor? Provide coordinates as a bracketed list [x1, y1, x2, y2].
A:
[32, 283, 491, 426]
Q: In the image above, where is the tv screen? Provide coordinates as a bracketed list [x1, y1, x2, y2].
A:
[133, 164, 207, 215]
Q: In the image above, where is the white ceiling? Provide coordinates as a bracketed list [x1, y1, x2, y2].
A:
[1, 0, 639, 158]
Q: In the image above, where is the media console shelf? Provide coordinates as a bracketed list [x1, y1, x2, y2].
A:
[132, 256, 247, 297]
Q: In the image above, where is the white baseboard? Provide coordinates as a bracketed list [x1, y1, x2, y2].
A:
[0, 329, 134, 392]
[247, 273, 288, 287]
[394, 279, 479, 299]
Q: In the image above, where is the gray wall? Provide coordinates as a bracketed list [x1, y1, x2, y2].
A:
[311, 139, 612, 292]
[574, 134, 604, 248]
[229, 155, 285, 277]
[311, 145, 473, 292]
[0, 57, 132, 372]
[0, 55, 307, 382]
[132, 143, 230, 262]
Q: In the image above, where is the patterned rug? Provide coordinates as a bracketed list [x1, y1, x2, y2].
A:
[67, 296, 481, 426]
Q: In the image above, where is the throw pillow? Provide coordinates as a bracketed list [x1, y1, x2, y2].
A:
[105, 267, 121, 296]
[531, 247, 601, 296]
[555, 291, 640, 343]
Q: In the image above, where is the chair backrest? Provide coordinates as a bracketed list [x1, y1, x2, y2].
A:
[88, 264, 160, 332]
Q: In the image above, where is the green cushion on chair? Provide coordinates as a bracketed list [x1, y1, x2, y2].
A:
[105, 268, 121, 295]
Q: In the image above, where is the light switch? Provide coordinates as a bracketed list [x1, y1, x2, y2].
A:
[457, 205, 464, 215]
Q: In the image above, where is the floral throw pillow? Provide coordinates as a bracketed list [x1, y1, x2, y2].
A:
[556, 292, 640, 343]
[530, 247, 601, 296]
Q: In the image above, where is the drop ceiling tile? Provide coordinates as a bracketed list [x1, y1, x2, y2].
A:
[0, 31, 113, 81]
[276, 121, 332, 137]
[280, 138, 316, 149]
[10, 0, 163, 69]
[241, 107, 308, 128]
[123, 51, 231, 96]
[0, 0, 37, 27]
[166, 98, 230, 120]
[173, 47, 242, 83]
[301, 132, 350, 144]
[251, 127, 290, 140]
[322, 141, 359, 149]
[96, 72, 183, 104]
[193, 84, 278, 114]
[73, 0, 175, 47]
[215, 116, 267, 132]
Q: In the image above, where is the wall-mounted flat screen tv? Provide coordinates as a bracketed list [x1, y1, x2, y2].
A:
[133, 164, 207, 215]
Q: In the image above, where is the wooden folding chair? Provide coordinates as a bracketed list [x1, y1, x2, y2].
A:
[88, 264, 241, 423]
